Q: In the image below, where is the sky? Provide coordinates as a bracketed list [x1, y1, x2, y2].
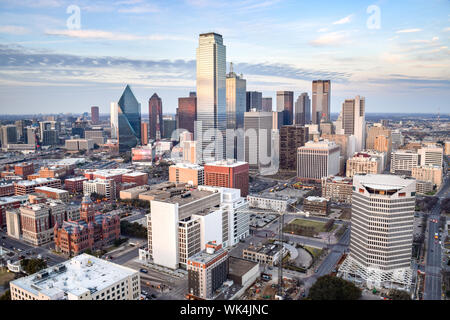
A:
[0, 0, 449, 115]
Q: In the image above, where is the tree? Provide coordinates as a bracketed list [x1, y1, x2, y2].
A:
[0, 289, 11, 300]
[308, 275, 362, 300]
[387, 289, 411, 300]
[20, 258, 47, 275]
[120, 221, 147, 239]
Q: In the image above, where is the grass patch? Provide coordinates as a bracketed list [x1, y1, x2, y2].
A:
[0, 268, 16, 286]
[303, 246, 323, 259]
[290, 218, 327, 231]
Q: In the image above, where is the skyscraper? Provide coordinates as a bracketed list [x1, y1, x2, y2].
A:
[338, 96, 365, 152]
[226, 63, 246, 159]
[246, 91, 262, 112]
[262, 97, 272, 112]
[149, 93, 163, 141]
[176, 92, 197, 134]
[244, 111, 273, 170]
[110, 102, 118, 140]
[114, 85, 141, 152]
[276, 91, 294, 126]
[141, 122, 149, 145]
[338, 174, 416, 289]
[279, 125, 309, 171]
[91, 106, 99, 125]
[294, 92, 310, 125]
[312, 80, 331, 124]
[196, 32, 226, 163]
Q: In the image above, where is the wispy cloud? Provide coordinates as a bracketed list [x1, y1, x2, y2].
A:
[118, 3, 159, 13]
[45, 29, 189, 41]
[0, 25, 30, 35]
[0, 0, 64, 7]
[333, 14, 353, 25]
[396, 28, 422, 34]
[309, 31, 351, 47]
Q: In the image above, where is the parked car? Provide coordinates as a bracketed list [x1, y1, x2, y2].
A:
[140, 268, 148, 274]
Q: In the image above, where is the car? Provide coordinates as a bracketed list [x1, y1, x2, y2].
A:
[140, 268, 148, 274]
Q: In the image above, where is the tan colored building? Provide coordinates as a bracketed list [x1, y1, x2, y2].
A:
[412, 165, 442, 187]
[183, 141, 197, 164]
[366, 125, 391, 150]
[119, 185, 150, 200]
[169, 163, 204, 186]
[416, 180, 434, 194]
[374, 135, 391, 153]
[445, 141, 450, 156]
[346, 152, 381, 178]
[303, 196, 329, 216]
[418, 145, 444, 167]
[321, 176, 353, 204]
[35, 186, 70, 202]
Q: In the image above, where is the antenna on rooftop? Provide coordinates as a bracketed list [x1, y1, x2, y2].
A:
[229, 62, 234, 74]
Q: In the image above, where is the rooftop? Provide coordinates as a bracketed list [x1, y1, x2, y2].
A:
[171, 163, 204, 170]
[35, 186, 68, 194]
[11, 254, 137, 300]
[305, 196, 327, 202]
[15, 178, 59, 186]
[228, 256, 258, 277]
[354, 174, 415, 191]
[204, 159, 248, 168]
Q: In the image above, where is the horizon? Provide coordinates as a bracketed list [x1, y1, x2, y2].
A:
[0, 0, 449, 114]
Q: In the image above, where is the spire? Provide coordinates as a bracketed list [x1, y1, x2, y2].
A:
[230, 62, 234, 74]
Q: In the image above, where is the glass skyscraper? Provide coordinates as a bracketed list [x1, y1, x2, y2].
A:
[114, 85, 141, 152]
[196, 32, 226, 163]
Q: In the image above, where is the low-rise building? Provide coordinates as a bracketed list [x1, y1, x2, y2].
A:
[416, 180, 434, 195]
[119, 185, 151, 200]
[14, 178, 62, 196]
[346, 152, 383, 178]
[35, 186, 70, 202]
[303, 196, 329, 216]
[64, 176, 88, 193]
[411, 165, 442, 188]
[242, 242, 286, 267]
[169, 163, 204, 187]
[321, 176, 353, 204]
[10, 254, 140, 300]
[83, 179, 116, 200]
[247, 194, 296, 212]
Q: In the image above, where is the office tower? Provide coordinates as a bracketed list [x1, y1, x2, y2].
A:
[297, 140, 340, 181]
[26, 127, 38, 146]
[272, 111, 283, 130]
[15, 120, 31, 143]
[110, 102, 119, 139]
[11, 254, 140, 300]
[391, 130, 403, 150]
[338, 96, 365, 152]
[366, 125, 391, 151]
[346, 152, 383, 178]
[244, 111, 273, 170]
[169, 163, 204, 186]
[91, 106, 99, 125]
[226, 63, 246, 160]
[113, 85, 141, 152]
[141, 122, 149, 145]
[279, 125, 309, 171]
[85, 128, 105, 146]
[176, 92, 197, 134]
[42, 130, 58, 146]
[338, 174, 415, 289]
[246, 91, 262, 111]
[262, 97, 272, 112]
[276, 91, 294, 126]
[204, 159, 249, 197]
[390, 150, 419, 175]
[412, 165, 442, 188]
[418, 145, 444, 167]
[226, 63, 247, 130]
[294, 93, 310, 125]
[196, 32, 227, 163]
[1, 125, 18, 147]
[187, 242, 229, 300]
[149, 93, 163, 140]
[162, 118, 176, 139]
[312, 80, 331, 124]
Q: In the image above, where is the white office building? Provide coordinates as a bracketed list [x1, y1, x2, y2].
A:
[297, 140, 340, 181]
[338, 174, 416, 290]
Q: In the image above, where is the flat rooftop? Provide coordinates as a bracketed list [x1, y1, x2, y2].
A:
[158, 189, 216, 206]
[204, 159, 248, 168]
[171, 163, 204, 170]
[15, 178, 59, 186]
[228, 256, 258, 277]
[188, 247, 226, 265]
[35, 186, 68, 194]
[11, 254, 137, 299]
[354, 174, 415, 190]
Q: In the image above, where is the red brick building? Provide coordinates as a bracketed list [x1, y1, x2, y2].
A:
[204, 160, 249, 197]
[0, 182, 15, 197]
[14, 163, 34, 178]
[122, 172, 148, 186]
[14, 178, 62, 196]
[0, 197, 22, 229]
[64, 176, 88, 193]
[54, 195, 120, 256]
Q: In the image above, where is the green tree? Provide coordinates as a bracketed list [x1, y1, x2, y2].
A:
[20, 258, 47, 275]
[0, 289, 11, 300]
[308, 275, 362, 300]
[387, 289, 411, 300]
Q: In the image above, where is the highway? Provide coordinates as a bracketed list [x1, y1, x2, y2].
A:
[423, 171, 449, 300]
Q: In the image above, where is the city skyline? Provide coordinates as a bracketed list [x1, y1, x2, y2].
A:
[0, 0, 449, 114]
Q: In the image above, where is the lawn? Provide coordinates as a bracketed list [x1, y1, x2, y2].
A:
[289, 218, 327, 232]
[303, 246, 323, 259]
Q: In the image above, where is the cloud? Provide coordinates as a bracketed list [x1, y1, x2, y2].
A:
[309, 31, 350, 47]
[0, 0, 64, 7]
[396, 28, 422, 34]
[443, 27, 450, 32]
[318, 28, 328, 33]
[118, 4, 159, 13]
[367, 74, 450, 89]
[0, 25, 30, 35]
[333, 15, 353, 25]
[45, 29, 189, 41]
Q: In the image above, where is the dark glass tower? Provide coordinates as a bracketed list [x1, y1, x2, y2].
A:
[117, 85, 141, 152]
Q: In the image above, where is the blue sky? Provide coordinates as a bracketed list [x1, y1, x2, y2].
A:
[0, 0, 449, 115]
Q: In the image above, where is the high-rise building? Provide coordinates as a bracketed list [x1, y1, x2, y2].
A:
[346, 152, 383, 178]
[418, 145, 444, 167]
[110, 102, 119, 139]
[113, 85, 141, 152]
[279, 125, 309, 171]
[294, 93, 310, 125]
[187, 241, 229, 300]
[169, 163, 204, 186]
[176, 92, 197, 134]
[338, 174, 416, 289]
[390, 150, 419, 175]
[162, 118, 177, 139]
[244, 111, 273, 170]
[141, 122, 149, 145]
[262, 97, 272, 112]
[276, 91, 294, 126]
[91, 106, 99, 125]
[391, 130, 404, 150]
[149, 93, 163, 140]
[297, 140, 340, 181]
[85, 129, 105, 146]
[42, 130, 58, 146]
[204, 159, 249, 197]
[337, 96, 365, 152]
[246, 91, 262, 111]
[366, 125, 391, 151]
[196, 32, 227, 163]
[15, 120, 31, 143]
[312, 80, 331, 124]
[1, 125, 18, 147]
